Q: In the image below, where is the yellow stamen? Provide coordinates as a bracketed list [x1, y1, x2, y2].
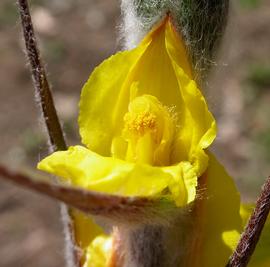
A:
[122, 94, 175, 165]
[124, 111, 157, 138]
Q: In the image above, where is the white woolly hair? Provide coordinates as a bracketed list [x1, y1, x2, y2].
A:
[120, 1, 160, 49]
[120, 0, 229, 82]
[120, 0, 166, 49]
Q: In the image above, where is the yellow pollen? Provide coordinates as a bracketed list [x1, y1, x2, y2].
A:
[124, 111, 157, 136]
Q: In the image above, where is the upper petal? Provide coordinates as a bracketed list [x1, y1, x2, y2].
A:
[79, 46, 149, 156]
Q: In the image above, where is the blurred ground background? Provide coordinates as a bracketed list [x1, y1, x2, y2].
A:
[0, 0, 269, 266]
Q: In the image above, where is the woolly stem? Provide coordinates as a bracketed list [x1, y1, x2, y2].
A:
[121, 0, 229, 80]
[17, 0, 66, 151]
[226, 176, 270, 267]
[17, 1, 78, 266]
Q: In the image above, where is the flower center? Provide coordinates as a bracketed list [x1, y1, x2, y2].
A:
[124, 111, 157, 138]
[112, 94, 176, 166]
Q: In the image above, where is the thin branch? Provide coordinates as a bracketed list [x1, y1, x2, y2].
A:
[17, 0, 76, 265]
[0, 165, 161, 222]
[17, 0, 66, 151]
[226, 176, 270, 267]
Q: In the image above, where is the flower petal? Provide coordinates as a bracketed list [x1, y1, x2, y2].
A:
[83, 234, 112, 267]
[169, 63, 217, 175]
[111, 20, 190, 132]
[193, 153, 242, 267]
[79, 47, 149, 156]
[37, 145, 197, 206]
[165, 22, 217, 174]
[164, 18, 193, 79]
[70, 209, 110, 266]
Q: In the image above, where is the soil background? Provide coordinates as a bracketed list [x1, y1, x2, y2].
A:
[0, 0, 270, 266]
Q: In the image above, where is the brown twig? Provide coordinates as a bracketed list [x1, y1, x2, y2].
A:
[17, 0, 78, 265]
[0, 165, 160, 222]
[226, 176, 270, 267]
[17, 0, 66, 151]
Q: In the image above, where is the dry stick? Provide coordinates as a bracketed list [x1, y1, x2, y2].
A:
[18, 0, 66, 151]
[17, 1, 78, 266]
[0, 165, 153, 220]
[227, 176, 270, 267]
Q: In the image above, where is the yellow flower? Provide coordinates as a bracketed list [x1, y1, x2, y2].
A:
[38, 17, 216, 207]
[37, 17, 244, 267]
